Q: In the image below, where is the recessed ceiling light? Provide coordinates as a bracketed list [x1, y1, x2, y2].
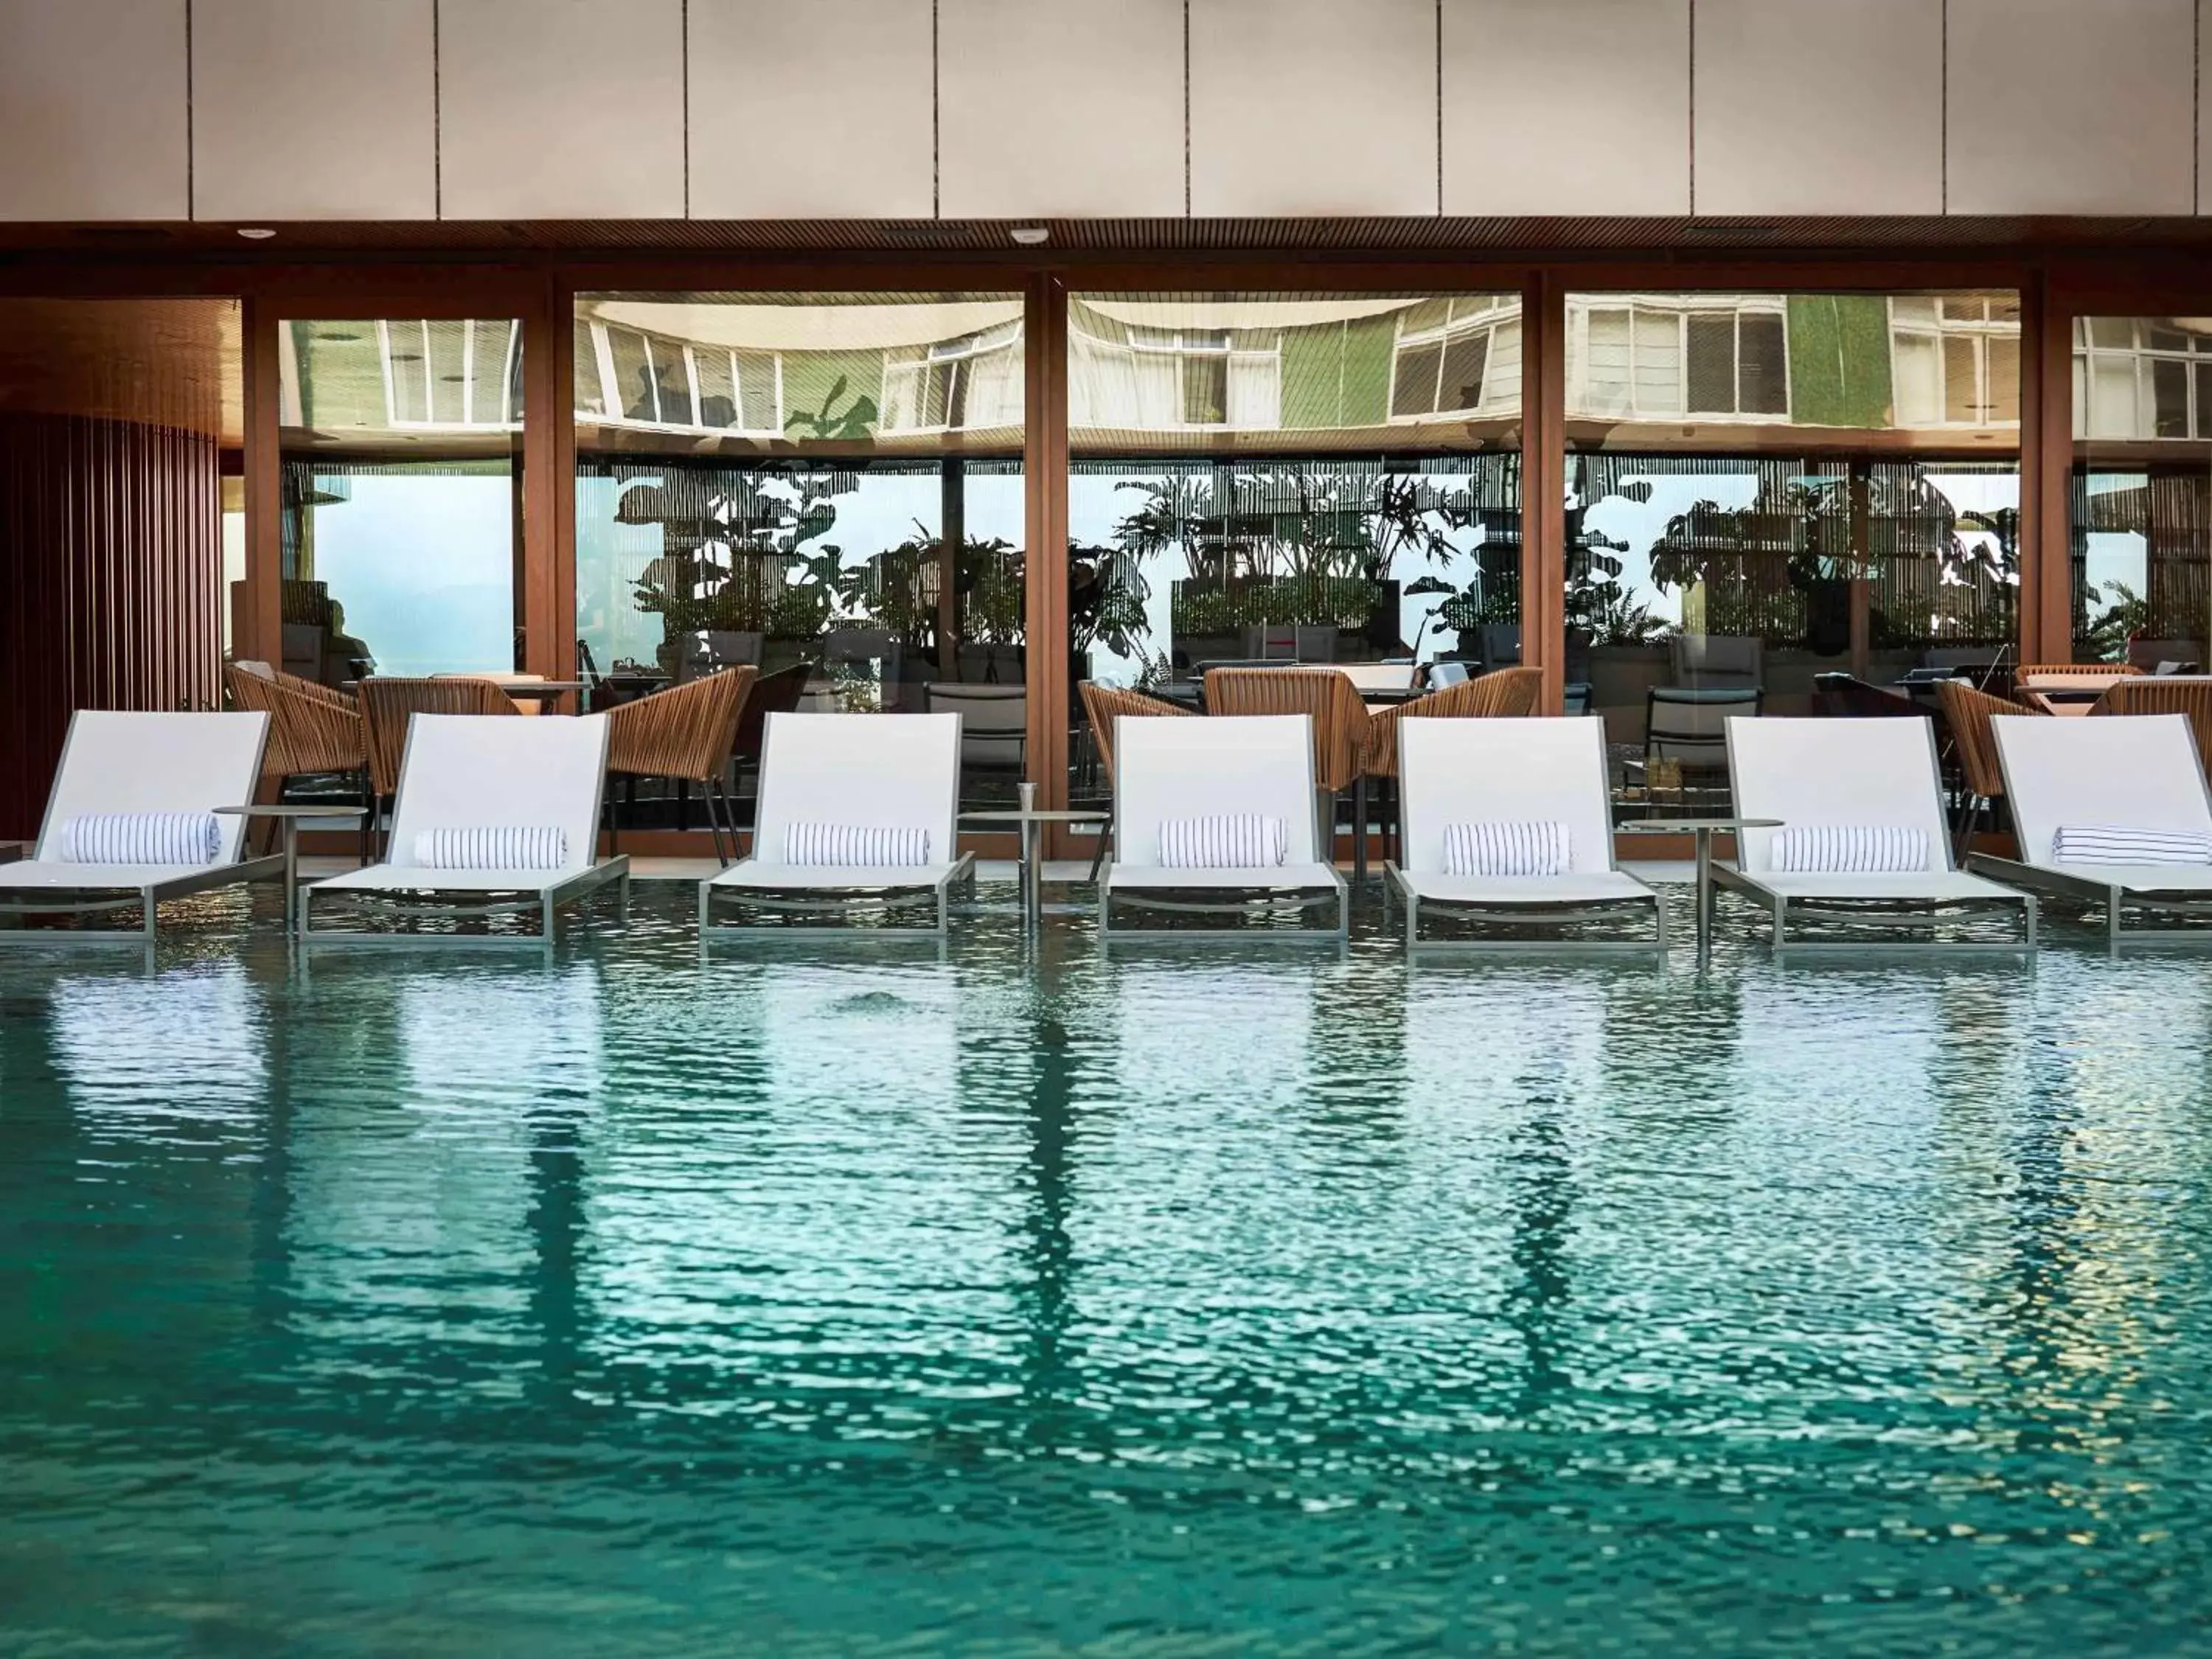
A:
[1010, 226, 1049, 246]
[237, 227, 276, 240]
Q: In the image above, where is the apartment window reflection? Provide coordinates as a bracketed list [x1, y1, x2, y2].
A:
[2071, 316, 2212, 667]
[277, 318, 524, 684]
[1564, 291, 2021, 818]
[574, 292, 1028, 832]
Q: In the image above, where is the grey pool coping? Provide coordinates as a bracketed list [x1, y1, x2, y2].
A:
[297, 856, 1707, 887]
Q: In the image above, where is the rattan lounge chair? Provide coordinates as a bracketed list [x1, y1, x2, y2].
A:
[1970, 712, 2212, 947]
[301, 714, 628, 945]
[0, 710, 285, 942]
[1386, 716, 1666, 953]
[1711, 716, 2036, 953]
[700, 712, 974, 939]
[1099, 713, 1348, 942]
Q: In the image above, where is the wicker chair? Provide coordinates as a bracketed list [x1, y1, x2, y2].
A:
[1203, 666, 1374, 877]
[2015, 661, 2142, 680]
[357, 677, 519, 856]
[1935, 680, 2042, 860]
[605, 667, 757, 866]
[1078, 682, 1192, 879]
[225, 663, 373, 860]
[2092, 677, 2212, 773]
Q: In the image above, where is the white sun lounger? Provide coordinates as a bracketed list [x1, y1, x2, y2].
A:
[1713, 716, 2036, 953]
[302, 714, 628, 944]
[700, 712, 975, 938]
[1972, 712, 2212, 947]
[0, 710, 284, 942]
[1385, 716, 1666, 953]
[1100, 714, 1348, 942]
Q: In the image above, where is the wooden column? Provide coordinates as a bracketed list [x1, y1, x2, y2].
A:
[1520, 271, 1567, 715]
[1847, 461, 1871, 679]
[523, 278, 571, 688]
[2020, 274, 2074, 664]
[240, 298, 284, 672]
[1023, 274, 1071, 837]
[939, 456, 965, 680]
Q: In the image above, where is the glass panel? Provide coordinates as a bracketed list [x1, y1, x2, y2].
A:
[574, 292, 1027, 830]
[2070, 315, 2212, 667]
[279, 318, 525, 684]
[1567, 290, 2021, 821]
[1068, 291, 1523, 854]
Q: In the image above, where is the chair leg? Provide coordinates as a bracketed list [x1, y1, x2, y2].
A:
[704, 778, 732, 869]
[358, 774, 375, 867]
[1088, 819, 1111, 883]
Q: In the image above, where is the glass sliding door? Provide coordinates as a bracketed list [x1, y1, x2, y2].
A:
[1562, 289, 2022, 816]
[277, 317, 525, 684]
[1066, 289, 1523, 811]
[572, 291, 1026, 829]
[2070, 316, 2212, 668]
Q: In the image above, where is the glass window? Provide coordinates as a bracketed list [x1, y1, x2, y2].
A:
[1068, 291, 1523, 837]
[278, 318, 524, 684]
[574, 292, 1027, 831]
[1565, 290, 2021, 820]
[2070, 315, 2212, 666]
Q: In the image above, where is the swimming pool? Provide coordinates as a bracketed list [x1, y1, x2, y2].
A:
[4, 889, 2210, 1655]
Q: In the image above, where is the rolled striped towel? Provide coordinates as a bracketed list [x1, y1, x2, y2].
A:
[1158, 815, 1288, 868]
[1443, 821, 1570, 877]
[2051, 824, 2212, 866]
[1771, 824, 1929, 873]
[58, 812, 223, 866]
[412, 826, 568, 870]
[783, 823, 932, 866]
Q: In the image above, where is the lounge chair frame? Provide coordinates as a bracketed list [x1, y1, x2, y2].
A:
[1099, 714, 1350, 945]
[1969, 712, 2212, 950]
[301, 714, 629, 947]
[1713, 716, 2037, 956]
[703, 712, 975, 940]
[1385, 717, 1667, 955]
[0, 712, 286, 945]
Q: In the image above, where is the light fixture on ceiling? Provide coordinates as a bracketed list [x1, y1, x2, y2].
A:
[236, 227, 276, 240]
[1010, 226, 1049, 246]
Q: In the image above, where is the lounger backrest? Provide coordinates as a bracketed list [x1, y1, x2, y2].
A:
[754, 712, 962, 862]
[1113, 714, 1318, 868]
[36, 710, 270, 864]
[1992, 712, 2212, 868]
[385, 714, 609, 872]
[1726, 716, 1952, 874]
[1397, 716, 1615, 875]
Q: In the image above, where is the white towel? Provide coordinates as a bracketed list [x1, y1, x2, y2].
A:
[59, 812, 222, 866]
[2051, 824, 2212, 866]
[783, 824, 932, 866]
[1158, 815, 1290, 869]
[1771, 824, 1930, 874]
[413, 826, 568, 870]
[1443, 821, 1570, 877]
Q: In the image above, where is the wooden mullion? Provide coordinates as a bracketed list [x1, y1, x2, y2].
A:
[241, 296, 282, 669]
[1522, 269, 1567, 716]
[2022, 271, 2076, 664]
[1024, 273, 1072, 838]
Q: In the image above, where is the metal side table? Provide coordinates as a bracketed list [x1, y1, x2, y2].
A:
[214, 804, 362, 936]
[1618, 817, 1783, 964]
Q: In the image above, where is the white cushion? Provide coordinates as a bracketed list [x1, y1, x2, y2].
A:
[1158, 815, 1288, 869]
[60, 812, 221, 867]
[1443, 821, 1570, 877]
[1771, 824, 1930, 874]
[2052, 824, 2212, 866]
[413, 826, 567, 870]
[783, 823, 931, 866]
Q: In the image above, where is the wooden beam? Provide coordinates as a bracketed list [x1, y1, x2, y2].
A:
[240, 296, 282, 669]
[1522, 270, 1566, 715]
[1024, 274, 1071, 838]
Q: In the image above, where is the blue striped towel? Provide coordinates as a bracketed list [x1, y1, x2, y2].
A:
[1158, 815, 1288, 869]
[59, 812, 222, 866]
[783, 824, 932, 866]
[413, 826, 568, 870]
[2051, 824, 2212, 866]
[1771, 825, 1929, 873]
[1443, 821, 1570, 877]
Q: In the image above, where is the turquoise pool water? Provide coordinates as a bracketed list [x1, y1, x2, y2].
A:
[4, 890, 2212, 1655]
